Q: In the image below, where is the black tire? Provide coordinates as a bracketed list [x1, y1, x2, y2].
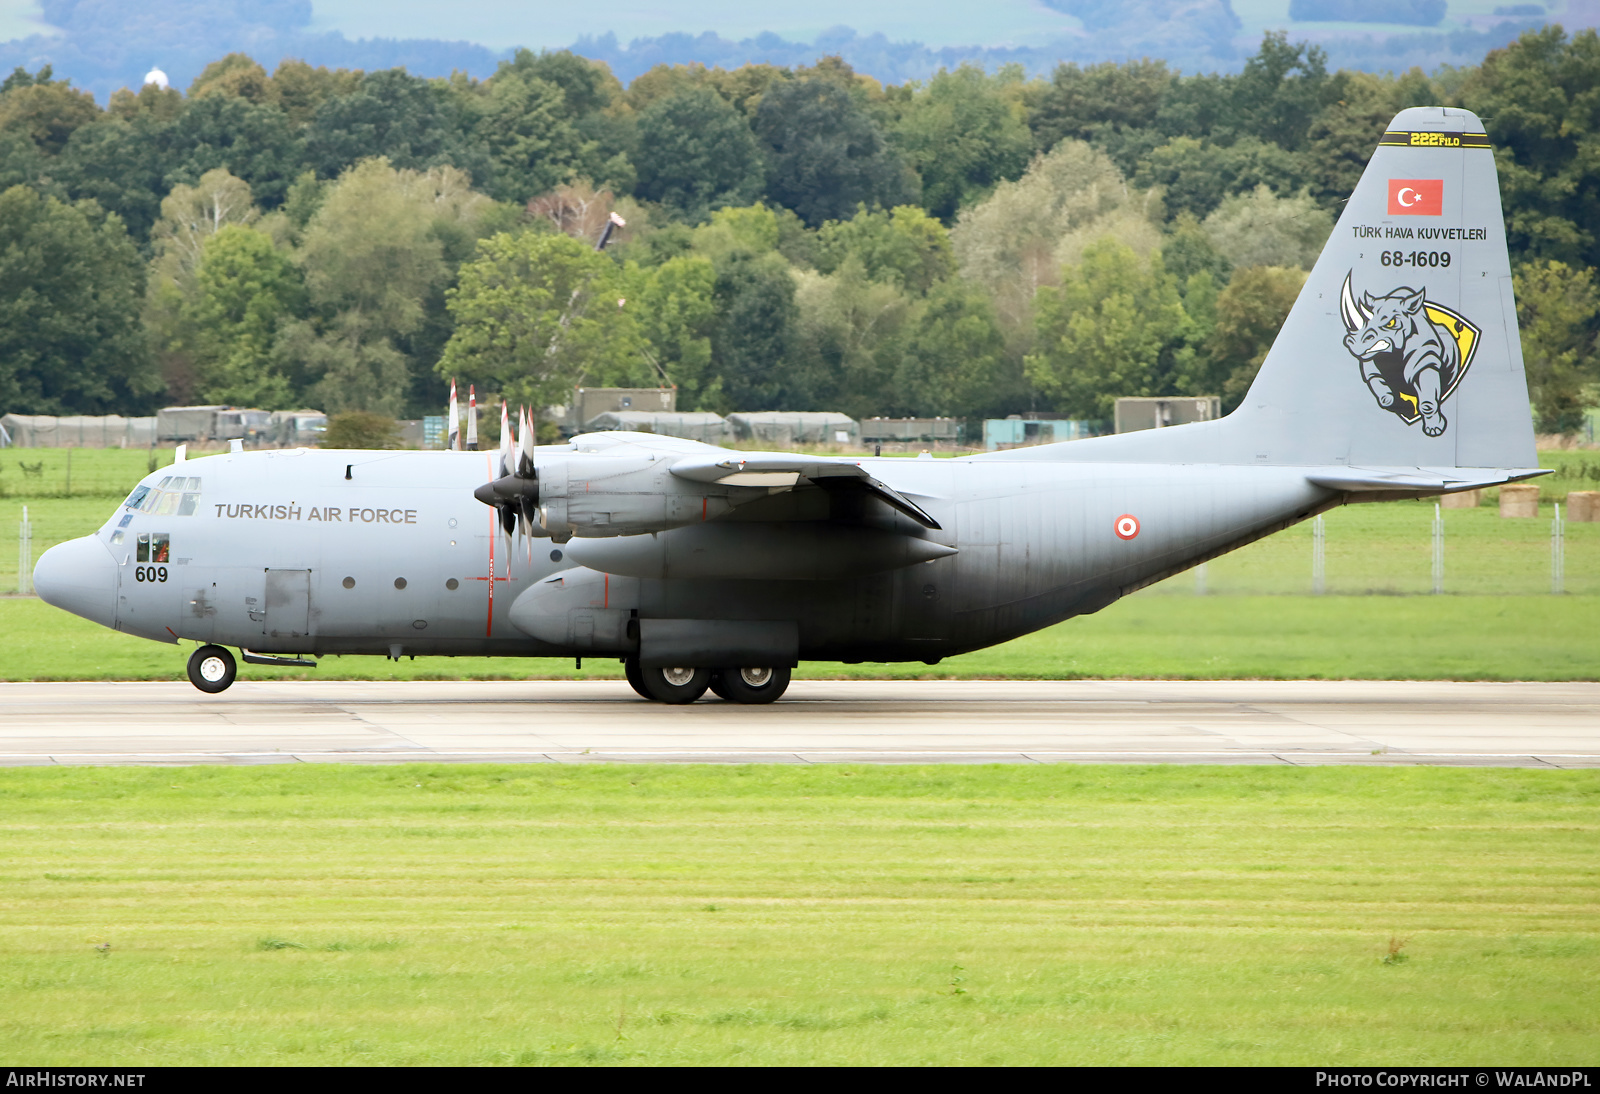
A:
[707, 671, 735, 701]
[623, 657, 652, 700]
[187, 645, 237, 694]
[638, 664, 712, 704]
[717, 665, 792, 705]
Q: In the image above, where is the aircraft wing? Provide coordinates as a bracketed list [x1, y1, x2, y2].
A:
[668, 451, 941, 529]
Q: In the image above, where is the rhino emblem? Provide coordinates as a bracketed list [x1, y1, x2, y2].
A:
[1340, 272, 1480, 437]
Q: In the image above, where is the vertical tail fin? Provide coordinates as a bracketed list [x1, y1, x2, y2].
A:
[1234, 106, 1535, 471]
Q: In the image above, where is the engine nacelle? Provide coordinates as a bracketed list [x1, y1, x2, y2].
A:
[532, 454, 739, 542]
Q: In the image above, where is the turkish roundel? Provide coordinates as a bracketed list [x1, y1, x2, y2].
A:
[1388, 179, 1442, 216]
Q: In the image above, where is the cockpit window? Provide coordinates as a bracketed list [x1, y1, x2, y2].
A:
[124, 485, 150, 510]
[133, 476, 202, 515]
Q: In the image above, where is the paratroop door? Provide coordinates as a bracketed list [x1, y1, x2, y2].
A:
[264, 569, 311, 638]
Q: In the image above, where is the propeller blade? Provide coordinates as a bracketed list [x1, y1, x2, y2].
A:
[499, 401, 512, 478]
[518, 407, 535, 478]
[447, 378, 460, 452]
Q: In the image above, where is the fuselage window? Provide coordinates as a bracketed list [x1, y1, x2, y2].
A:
[137, 533, 171, 563]
[110, 530, 125, 546]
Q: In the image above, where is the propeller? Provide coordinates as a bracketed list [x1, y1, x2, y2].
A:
[473, 403, 540, 548]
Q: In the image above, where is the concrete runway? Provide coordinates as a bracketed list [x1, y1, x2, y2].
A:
[1, 679, 1598, 767]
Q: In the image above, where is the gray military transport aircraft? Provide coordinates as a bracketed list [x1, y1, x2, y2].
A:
[34, 107, 1545, 704]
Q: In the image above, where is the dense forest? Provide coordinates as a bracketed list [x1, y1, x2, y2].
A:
[0, 28, 1596, 433]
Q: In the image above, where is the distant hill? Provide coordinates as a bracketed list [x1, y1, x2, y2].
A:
[0, 0, 1551, 99]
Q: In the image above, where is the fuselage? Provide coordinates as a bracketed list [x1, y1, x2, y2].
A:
[38, 443, 1332, 664]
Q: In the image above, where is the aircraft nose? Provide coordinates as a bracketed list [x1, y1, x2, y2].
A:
[33, 535, 119, 629]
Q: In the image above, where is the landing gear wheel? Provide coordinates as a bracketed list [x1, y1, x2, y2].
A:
[717, 665, 792, 705]
[623, 657, 652, 700]
[187, 645, 237, 694]
[638, 664, 712, 704]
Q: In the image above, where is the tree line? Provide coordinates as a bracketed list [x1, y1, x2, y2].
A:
[0, 28, 1595, 434]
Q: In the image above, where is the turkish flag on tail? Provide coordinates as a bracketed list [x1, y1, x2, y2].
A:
[1388, 179, 1443, 215]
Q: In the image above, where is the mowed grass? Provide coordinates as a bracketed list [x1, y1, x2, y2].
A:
[2, 593, 1597, 681]
[0, 764, 1594, 1065]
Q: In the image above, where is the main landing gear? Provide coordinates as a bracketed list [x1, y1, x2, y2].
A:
[624, 658, 791, 704]
[187, 644, 237, 693]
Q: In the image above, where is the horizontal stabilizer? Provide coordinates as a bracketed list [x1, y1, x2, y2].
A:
[1306, 466, 1550, 493]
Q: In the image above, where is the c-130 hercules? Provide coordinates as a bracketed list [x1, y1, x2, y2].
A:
[34, 108, 1546, 703]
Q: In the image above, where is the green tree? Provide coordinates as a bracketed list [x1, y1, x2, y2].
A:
[894, 279, 1011, 417]
[1133, 135, 1303, 221]
[753, 77, 914, 228]
[1025, 239, 1188, 418]
[1457, 27, 1600, 270]
[1514, 260, 1600, 433]
[1226, 32, 1332, 152]
[269, 60, 362, 127]
[951, 139, 1138, 333]
[1202, 185, 1333, 270]
[473, 71, 589, 204]
[0, 186, 156, 414]
[891, 65, 1032, 224]
[625, 254, 719, 407]
[817, 205, 955, 295]
[305, 69, 487, 184]
[440, 231, 643, 411]
[166, 93, 305, 209]
[184, 225, 306, 408]
[790, 260, 914, 417]
[0, 66, 101, 156]
[1029, 59, 1173, 157]
[142, 169, 262, 403]
[1206, 265, 1306, 410]
[707, 250, 799, 411]
[188, 53, 275, 104]
[294, 159, 495, 415]
[57, 111, 179, 243]
[321, 411, 401, 449]
[633, 86, 764, 223]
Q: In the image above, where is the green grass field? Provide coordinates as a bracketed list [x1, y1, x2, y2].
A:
[0, 764, 1593, 1066]
[2, 592, 1597, 681]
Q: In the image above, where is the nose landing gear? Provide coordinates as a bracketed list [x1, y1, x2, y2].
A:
[186, 645, 237, 693]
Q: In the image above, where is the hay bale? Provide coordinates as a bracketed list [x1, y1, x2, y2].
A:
[1499, 484, 1540, 517]
[1566, 491, 1599, 522]
[1440, 489, 1480, 509]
